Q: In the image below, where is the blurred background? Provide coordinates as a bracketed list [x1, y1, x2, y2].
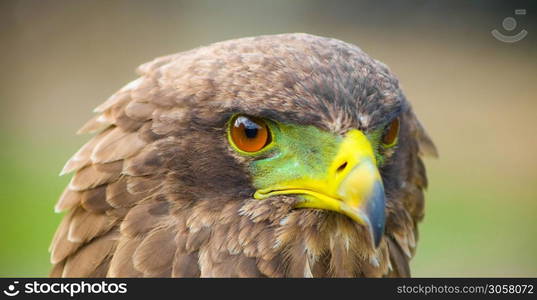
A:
[1, 0, 536, 277]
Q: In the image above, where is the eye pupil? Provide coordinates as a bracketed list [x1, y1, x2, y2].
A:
[244, 126, 259, 139]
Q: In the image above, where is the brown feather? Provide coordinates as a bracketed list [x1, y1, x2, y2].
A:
[80, 185, 111, 213]
[151, 107, 188, 135]
[121, 200, 170, 237]
[62, 231, 118, 277]
[91, 127, 146, 164]
[55, 188, 80, 213]
[77, 114, 112, 135]
[60, 129, 111, 175]
[67, 206, 116, 243]
[125, 100, 156, 121]
[257, 257, 285, 278]
[114, 112, 144, 132]
[92, 257, 113, 277]
[416, 121, 438, 157]
[125, 175, 163, 195]
[122, 143, 165, 176]
[107, 238, 143, 277]
[133, 227, 176, 276]
[49, 211, 82, 264]
[69, 161, 122, 191]
[49, 260, 65, 278]
[94, 90, 131, 113]
[137, 121, 164, 143]
[185, 227, 211, 253]
[136, 54, 177, 75]
[105, 176, 145, 208]
[129, 77, 158, 103]
[171, 251, 201, 277]
[386, 237, 411, 277]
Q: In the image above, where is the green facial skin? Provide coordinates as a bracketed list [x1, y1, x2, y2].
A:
[227, 118, 390, 191]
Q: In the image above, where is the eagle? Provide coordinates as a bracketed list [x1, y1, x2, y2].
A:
[49, 33, 436, 278]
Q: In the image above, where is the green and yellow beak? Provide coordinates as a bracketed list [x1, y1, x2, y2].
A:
[254, 129, 386, 247]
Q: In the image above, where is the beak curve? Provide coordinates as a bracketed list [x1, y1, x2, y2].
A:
[254, 129, 386, 248]
[338, 160, 386, 247]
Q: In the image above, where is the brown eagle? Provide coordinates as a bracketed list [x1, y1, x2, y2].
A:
[49, 33, 436, 278]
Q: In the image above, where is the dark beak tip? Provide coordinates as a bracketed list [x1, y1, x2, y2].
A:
[372, 223, 385, 248]
[367, 181, 386, 248]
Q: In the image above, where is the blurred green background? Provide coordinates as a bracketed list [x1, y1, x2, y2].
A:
[1, 0, 536, 277]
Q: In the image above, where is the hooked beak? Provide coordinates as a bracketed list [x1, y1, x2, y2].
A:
[254, 129, 386, 247]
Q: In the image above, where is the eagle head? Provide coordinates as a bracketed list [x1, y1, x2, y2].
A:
[51, 33, 436, 278]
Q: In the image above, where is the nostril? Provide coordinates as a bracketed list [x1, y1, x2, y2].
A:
[336, 161, 348, 174]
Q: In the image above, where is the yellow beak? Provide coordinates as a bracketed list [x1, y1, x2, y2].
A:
[254, 129, 386, 247]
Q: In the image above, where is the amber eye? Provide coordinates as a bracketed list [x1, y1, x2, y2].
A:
[382, 117, 400, 147]
[229, 115, 271, 152]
